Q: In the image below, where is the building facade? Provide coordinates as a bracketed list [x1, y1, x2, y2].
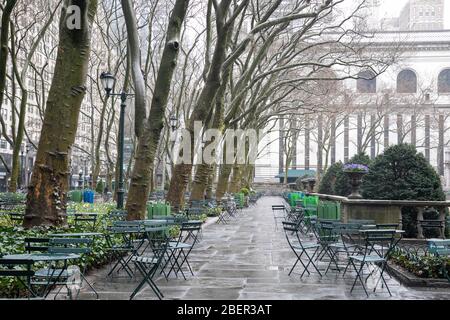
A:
[255, 0, 450, 188]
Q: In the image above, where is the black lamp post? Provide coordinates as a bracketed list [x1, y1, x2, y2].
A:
[25, 145, 31, 188]
[100, 72, 134, 209]
[78, 170, 83, 190]
[20, 149, 24, 189]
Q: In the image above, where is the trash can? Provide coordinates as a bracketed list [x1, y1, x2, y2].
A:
[83, 189, 95, 204]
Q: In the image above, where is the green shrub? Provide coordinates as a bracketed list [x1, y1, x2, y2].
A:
[318, 162, 343, 194]
[0, 193, 26, 203]
[95, 180, 104, 194]
[240, 188, 250, 196]
[361, 144, 445, 238]
[334, 153, 372, 197]
[0, 200, 206, 298]
[390, 251, 449, 279]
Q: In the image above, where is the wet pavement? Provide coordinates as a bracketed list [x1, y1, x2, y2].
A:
[76, 196, 450, 300]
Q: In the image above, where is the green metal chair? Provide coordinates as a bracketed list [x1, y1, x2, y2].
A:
[348, 229, 401, 297]
[130, 225, 170, 300]
[0, 258, 37, 299]
[164, 222, 202, 280]
[105, 221, 143, 278]
[32, 237, 98, 299]
[282, 221, 322, 278]
[24, 238, 50, 253]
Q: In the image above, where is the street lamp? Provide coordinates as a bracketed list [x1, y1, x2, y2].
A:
[25, 145, 31, 188]
[100, 71, 134, 209]
[20, 148, 24, 189]
[100, 72, 116, 97]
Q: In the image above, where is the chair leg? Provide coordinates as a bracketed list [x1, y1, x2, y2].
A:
[349, 260, 369, 297]
[303, 247, 322, 277]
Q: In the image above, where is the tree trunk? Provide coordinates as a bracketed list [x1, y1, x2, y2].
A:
[125, 0, 190, 220]
[229, 164, 242, 193]
[121, 0, 147, 138]
[216, 164, 232, 200]
[190, 60, 231, 202]
[205, 166, 215, 199]
[167, 2, 234, 209]
[0, 0, 17, 117]
[92, 99, 108, 186]
[23, 0, 98, 228]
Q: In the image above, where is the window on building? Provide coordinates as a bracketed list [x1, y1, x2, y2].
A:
[438, 69, 450, 94]
[357, 70, 377, 93]
[397, 70, 417, 93]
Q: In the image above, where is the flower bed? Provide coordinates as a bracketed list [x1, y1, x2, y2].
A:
[390, 251, 449, 280]
[0, 202, 182, 298]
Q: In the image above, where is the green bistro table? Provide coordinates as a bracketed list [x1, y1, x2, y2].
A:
[2, 253, 81, 298]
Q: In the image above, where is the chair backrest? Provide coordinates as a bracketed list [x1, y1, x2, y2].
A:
[24, 237, 50, 253]
[144, 225, 170, 259]
[179, 222, 202, 244]
[0, 259, 34, 277]
[282, 221, 307, 249]
[361, 229, 398, 259]
[48, 237, 93, 254]
[314, 219, 340, 242]
[109, 220, 144, 234]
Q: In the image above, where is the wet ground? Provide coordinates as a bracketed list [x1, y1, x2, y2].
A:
[75, 196, 450, 300]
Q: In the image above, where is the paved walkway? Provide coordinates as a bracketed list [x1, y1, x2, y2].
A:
[79, 196, 450, 300]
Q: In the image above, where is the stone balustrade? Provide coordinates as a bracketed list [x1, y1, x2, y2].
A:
[311, 193, 450, 239]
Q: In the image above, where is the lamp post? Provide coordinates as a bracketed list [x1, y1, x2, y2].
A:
[24, 145, 30, 188]
[100, 72, 134, 209]
[162, 116, 178, 191]
[78, 170, 83, 190]
[20, 148, 24, 190]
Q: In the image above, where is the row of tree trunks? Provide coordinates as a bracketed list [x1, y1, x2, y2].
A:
[125, 0, 190, 220]
[24, 0, 99, 228]
[166, 1, 235, 210]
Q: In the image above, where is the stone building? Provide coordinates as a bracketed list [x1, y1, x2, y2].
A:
[255, 0, 450, 187]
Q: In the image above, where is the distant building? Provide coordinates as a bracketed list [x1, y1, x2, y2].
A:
[255, 2, 450, 187]
[399, 0, 444, 31]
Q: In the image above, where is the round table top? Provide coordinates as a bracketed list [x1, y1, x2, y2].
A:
[3, 253, 81, 262]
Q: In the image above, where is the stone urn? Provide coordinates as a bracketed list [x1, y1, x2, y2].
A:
[344, 171, 367, 199]
[301, 179, 309, 192]
[307, 178, 316, 193]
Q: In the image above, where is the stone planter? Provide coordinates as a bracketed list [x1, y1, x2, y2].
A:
[344, 171, 366, 199]
[301, 180, 309, 192]
[301, 178, 316, 193]
[307, 178, 316, 193]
